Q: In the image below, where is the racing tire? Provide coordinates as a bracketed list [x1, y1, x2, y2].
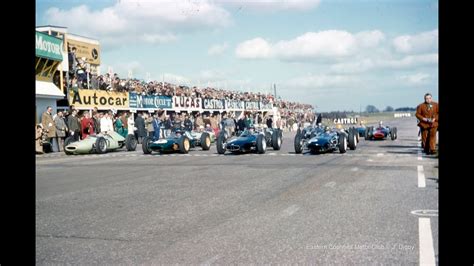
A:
[391, 127, 398, 140]
[294, 133, 303, 154]
[95, 137, 107, 154]
[200, 132, 211, 150]
[272, 129, 282, 150]
[142, 136, 152, 154]
[353, 127, 359, 143]
[126, 134, 137, 151]
[257, 134, 266, 154]
[216, 133, 227, 154]
[179, 136, 190, 154]
[365, 127, 372, 140]
[338, 133, 347, 153]
[348, 130, 357, 150]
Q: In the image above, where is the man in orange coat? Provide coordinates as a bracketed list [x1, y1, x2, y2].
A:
[416, 93, 439, 154]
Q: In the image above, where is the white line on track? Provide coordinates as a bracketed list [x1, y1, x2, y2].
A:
[417, 165, 426, 188]
[418, 217, 436, 265]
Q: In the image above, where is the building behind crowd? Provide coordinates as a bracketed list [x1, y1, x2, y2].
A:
[36, 25, 101, 115]
[35, 30, 65, 123]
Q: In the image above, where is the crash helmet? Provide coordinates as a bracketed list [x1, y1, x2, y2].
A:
[248, 126, 255, 134]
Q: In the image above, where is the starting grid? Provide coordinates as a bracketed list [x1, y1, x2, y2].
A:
[37, 152, 429, 159]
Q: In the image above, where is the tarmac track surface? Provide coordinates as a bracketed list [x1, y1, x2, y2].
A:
[36, 117, 438, 264]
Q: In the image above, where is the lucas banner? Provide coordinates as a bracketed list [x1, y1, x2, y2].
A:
[172, 96, 202, 110]
[68, 89, 129, 109]
[129, 93, 173, 109]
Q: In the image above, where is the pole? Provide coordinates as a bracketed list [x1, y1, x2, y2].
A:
[273, 84, 277, 100]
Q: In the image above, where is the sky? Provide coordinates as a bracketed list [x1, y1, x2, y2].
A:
[36, 0, 438, 112]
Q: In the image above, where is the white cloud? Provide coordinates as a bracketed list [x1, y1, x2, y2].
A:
[381, 53, 438, 69]
[330, 53, 438, 73]
[275, 31, 358, 59]
[354, 30, 385, 48]
[398, 73, 431, 84]
[236, 38, 273, 59]
[219, 0, 321, 12]
[43, 0, 231, 48]
[235, 30, 386, 60]
[208, 43, 229, 56]
[393, 29, 438, 54]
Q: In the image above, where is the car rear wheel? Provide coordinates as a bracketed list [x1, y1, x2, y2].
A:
[142, 136, 152, 154]
[257, 134, 266, 154]
[339, 133, 347, 153]
[179, 136, 190, 154]
[272, 129, 282, 150]
[391, 127, 398, 140]
[294, 133, 303, 154]
[200, 132, 211, 150]
[126, 134, 137, 151]
[348, 130, 357, 150]
[216, 132, 227, 154]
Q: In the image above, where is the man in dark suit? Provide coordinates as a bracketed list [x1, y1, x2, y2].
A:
[415, 93, 439, 154]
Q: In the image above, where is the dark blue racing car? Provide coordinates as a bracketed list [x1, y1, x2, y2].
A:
[294, 126, 357, 154]
[216, 127, 282, 154]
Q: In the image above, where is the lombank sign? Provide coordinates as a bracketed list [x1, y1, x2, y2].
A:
[36, 31, 63, 61]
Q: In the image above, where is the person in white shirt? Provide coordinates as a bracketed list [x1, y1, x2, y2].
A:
[100, 112, 114, 133]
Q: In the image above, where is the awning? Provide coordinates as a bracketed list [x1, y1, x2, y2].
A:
[36, 80, 65, 99]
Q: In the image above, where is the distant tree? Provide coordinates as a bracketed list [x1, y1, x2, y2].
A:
[366, 105, 379, 113]
[395, 107, 416, 112]
[384, 106, 394, 112]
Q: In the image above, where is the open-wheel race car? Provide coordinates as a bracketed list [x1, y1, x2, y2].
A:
[64, 131, 137, 155]
[263, 127, 283, 150]
[364, 124, 397, 140]
[142, 129, 212, 154]
[216, 127, 282, 154]
[294, 126, 357, 154]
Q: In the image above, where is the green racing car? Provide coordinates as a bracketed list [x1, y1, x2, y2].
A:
[64, 131, 137, 155]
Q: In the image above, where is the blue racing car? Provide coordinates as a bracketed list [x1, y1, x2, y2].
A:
[294, 126, 357, 154]
[216, 127, 282, 154]
[142, 129, 212, 154]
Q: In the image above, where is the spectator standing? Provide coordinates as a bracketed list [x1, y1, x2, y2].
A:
[92, 111, 101, 134]
[127, 112, 136, 136]
[80, 111, 94, 139]
[145, 112, 154, 137]
[54, 111, 68, 152]
[41, 106, 57, 152]
[194, 113, 204, 129]
[183, 114, 193, 131]
[135, 112, 147, 143]
[100, 112, 114, 133]
[415, 93, 439, 154]
[266, 116, 273, 129]
[67, 109, 81, 141]
[36, 124, 44, 154]
[152, 114, 161, 140]
[163, 114, 172, 138]
[115, 113, 128, 138]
